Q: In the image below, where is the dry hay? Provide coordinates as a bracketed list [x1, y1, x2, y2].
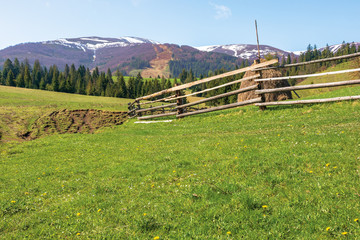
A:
[238, 59, 292, 102]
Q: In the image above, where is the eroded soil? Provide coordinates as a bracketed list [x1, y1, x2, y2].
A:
[18, 109, 128, 140]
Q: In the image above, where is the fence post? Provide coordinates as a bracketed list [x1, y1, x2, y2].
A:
[254, 60, 266, 110]
[136, 100, 142, 117]
[175, 84, 184, 117]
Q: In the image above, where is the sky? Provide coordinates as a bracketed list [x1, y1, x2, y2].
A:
[1, 0, 360, 51]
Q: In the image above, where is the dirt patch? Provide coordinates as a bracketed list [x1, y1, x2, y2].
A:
[19, 109, 128, 140]
[141, 44, 173, 78]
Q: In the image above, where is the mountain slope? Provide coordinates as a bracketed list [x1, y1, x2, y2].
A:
[0, 37, 358, 77]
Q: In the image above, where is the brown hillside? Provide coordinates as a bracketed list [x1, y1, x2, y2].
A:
[141, 44, 173, 78]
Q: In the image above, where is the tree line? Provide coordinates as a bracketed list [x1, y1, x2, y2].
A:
[0, 59, 175, 99]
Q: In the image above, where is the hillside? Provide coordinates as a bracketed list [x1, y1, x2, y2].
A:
[0, 86, 131, 142]
[1, 85, 360, 238]
[296, 60, 360, 98]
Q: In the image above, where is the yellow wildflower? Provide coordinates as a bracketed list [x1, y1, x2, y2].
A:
[25, 192, 29, 195]
[355, 218, 359, 222]
[326, 227, 330, 231]
[76, 212, 81, 216]
[325, 163, 330, 167]
[153, 237, 160, 240]
[333, 166, 337, 169]
[227, 231, 231, 235]
[341, 232, 348, 235]
[173, 170, 176, 173]
[76, 233, 80, 236]
[11, 200, 16, 203]
[262, 205, 268, 209]
[143, 213, 147, 216]
[98, 209, 101, 212]
[309, 171, 313, 173]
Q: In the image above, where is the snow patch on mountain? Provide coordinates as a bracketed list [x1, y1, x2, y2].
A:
[196, 44, 292, 59]
[195, 45, 221, 52]
[43, 36, 160, 53]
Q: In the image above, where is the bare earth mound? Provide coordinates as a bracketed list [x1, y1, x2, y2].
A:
[20, 109, 127, 140]
[238, 59, 293, 102]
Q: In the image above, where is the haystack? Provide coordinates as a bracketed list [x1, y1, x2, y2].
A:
[238, 59, 292, 102]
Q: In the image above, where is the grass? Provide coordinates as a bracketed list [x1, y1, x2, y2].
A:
[1, 85, 360, 238]
[297, 60, 360, 98]
[0, 86, 131, 141]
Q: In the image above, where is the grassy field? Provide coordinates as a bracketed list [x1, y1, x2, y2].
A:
[296, 60, 360, 98]
[0, 86, 131, 141]
[1, 84, 360, 238]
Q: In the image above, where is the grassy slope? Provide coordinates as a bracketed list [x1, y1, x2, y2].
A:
[1, 86, 360, 239]
[297, 60, 360, 98]
[0, 86, 131, 141]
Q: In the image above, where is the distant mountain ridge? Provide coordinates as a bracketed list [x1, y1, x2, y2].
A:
[0, 36, 358, 77]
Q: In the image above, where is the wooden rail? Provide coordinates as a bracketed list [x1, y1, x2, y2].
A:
[176, 98, 262, 118]
[255, 79, 360, 94]
[140, 95, 176, 105]
[137, 112, 177, 120]
[135, 59, 278, 101]
[165, 74, 260, 102]
[137, 103, 177, 113]
[256, 95, 360, 106]
[254, 68, 360, 82]
[255, 52, 360, 71]
[176, 85, 258, 109]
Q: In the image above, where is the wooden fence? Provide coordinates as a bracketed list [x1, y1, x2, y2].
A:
[128, 52, 360, 120]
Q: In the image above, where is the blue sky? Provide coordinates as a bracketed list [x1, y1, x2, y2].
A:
[1, 0, 360, 51]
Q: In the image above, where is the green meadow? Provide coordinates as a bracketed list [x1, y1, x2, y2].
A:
[1, 82, 360, 238]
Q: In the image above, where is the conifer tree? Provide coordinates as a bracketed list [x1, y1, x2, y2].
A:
[6, 70, 15, 86]
[118, 74, 127, 98]
[24, 66, 32, 88]
[286, 54, 291, 65]
[13, 58, 20, 78]
[2, 59, 14, 80]
[52, 67, 59, 91]
[16, 73, 25, 87]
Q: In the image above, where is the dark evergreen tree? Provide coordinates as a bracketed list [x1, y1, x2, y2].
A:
[2, 59, 14, 80]
[24, 66, 32, 88]
[6, 70, 15, 86]
[16, 73, 25, 88]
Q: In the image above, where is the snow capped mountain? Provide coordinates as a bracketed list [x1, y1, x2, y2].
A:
[43, 36, 159, 52]
[42, 36, 160, 62]
[195, 44, 298, 60]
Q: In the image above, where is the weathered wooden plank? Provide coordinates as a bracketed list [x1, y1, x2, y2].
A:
[255, 52, 360, 71]
[137, 112, 177, 120]
[254, 68, 360, 82]
[140, 94, 176, 105]
[136, 59, 278, 101]
[255, 79, 360, 95]
[176, 97, 262, 118]
[176, 85, 258, 109]
[165, 74, 260, 102]
[256, 95, 360, 106]
[136, 103, 177, 113]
